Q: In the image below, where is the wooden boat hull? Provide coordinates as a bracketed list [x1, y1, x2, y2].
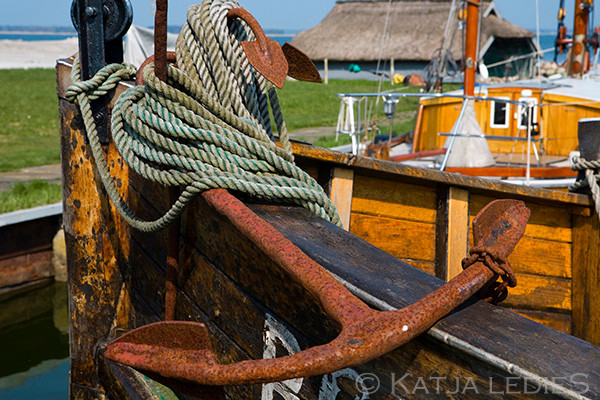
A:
[0, 203, 62, 294]
[291, 143, 599, 341]
[57, 60, 600, 399]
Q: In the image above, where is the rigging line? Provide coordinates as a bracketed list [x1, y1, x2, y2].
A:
[484, 47, 556, 68]
[367, 0, 394, 128]
[535, 0, 541, 63]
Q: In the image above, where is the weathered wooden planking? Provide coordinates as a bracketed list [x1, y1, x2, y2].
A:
[502, 274, 572, 312]
[351, 174, 437, 223]
[130, 194, 578, 398]
[128, 238, 306, 399]
[291, 142, 592, 212]
[0, 213, 61, 261]
[0, 251, 53, 289]
[470, 195, 572, 279]
[572, 214, 600, 346]
[329, 167, 354, 230]
[350, 213, 436, 264]
[252, 203, 600, 397]
[58, 61, 132, 394]
[510, 309, 572, 335]
[435, 186, 470, 281]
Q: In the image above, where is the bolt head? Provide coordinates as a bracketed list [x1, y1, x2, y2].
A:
[85, 6, 97, 17]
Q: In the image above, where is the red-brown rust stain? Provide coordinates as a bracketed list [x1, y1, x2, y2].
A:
[60, 91, 132, 389]
[105, 196, 529, 386]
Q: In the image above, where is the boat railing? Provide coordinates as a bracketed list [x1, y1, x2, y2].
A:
[334, 91, 559, 186]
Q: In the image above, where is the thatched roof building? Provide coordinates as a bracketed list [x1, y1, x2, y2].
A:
[291, 0, 537, 78]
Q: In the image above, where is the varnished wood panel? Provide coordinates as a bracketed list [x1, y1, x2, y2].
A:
[470, 195, 572, 279]
[351, 175, 437, 223]
[503, 274, 571, 312]
[510, 309, 571, 335]
[330, 167, 354, 230]
[350, 213, 436, 264]
[572, 214, 600, 346]
[470, 195, 572, 243]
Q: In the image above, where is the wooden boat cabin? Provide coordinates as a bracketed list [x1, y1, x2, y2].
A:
[413, 78, 600, 162]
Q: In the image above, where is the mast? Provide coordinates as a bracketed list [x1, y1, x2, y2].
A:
[568, 0, 593, 77]
[464, 0, 480, 96]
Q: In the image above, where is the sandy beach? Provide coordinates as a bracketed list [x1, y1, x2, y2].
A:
[0, 38, 78, 69]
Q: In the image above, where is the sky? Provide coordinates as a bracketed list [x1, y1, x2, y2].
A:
[2, 0, 599, 33]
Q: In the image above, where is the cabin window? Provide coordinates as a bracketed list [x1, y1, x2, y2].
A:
[517, 97, 538, 130]
[490, 98, 510, 129]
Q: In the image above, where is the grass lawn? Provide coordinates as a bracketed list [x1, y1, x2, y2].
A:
[0, 69, 60, 172]
[0, 181, 62, 213]
[0, 68, 455, 210]
[276, 79, 424, 141]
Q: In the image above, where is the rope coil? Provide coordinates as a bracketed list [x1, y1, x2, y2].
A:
[67, 0, 341, 232]
[570, 156, 600, 220]
[462, 246, 516, 304]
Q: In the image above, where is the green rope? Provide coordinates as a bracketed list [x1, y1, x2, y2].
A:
[67, 0, 341, 232]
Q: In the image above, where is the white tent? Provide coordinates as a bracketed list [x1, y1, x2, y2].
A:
[123, 25, 178, 67]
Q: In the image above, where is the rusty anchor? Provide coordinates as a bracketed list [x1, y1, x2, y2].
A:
[227, 8, 322, 87]
[105, 1, 530, 390]
[282, 42, 323, 84]
[105, 195, 530, 386]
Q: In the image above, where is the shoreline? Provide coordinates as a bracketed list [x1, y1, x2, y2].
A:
[0, 37, 78, 69]
[0, 31, 76, 36]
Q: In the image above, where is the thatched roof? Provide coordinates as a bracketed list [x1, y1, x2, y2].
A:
[291, 0, 534, 62]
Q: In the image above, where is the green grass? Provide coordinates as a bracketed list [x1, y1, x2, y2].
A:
[276, 80, 460, 147]
[0, 69, 60, 172]
[0, 181, 62, 214]
[276, 79, 423, 133]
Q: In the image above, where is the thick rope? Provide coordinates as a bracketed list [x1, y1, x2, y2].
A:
[570, 156, 600, 220]
[67, 0, 340, 232]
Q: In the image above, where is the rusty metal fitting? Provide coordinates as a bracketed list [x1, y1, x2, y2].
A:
[105, 194, 530, 387]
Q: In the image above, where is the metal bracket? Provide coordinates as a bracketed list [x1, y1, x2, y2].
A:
[71, 0, 133, 144]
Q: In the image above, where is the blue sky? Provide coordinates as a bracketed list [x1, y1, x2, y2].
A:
[2, 0, 598, 32]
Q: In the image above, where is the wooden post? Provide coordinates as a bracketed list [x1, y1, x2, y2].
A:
[435, 186, 470, 281]
[390, 58, 395, 85]
[464, 0, 480, 96]
[567, 0, 589, 77]
[57, 61, 132, 398]
[329, 167, 354, 230]
[572, 214, 600, 345]
[324, 58, 329, 85]
[571, 118, 600, 345]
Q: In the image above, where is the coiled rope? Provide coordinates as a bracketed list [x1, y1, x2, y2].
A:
[67, 0, 341, 232]
[570, 156, 600, 220]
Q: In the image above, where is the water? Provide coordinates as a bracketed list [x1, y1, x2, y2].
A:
[0, 282, 70, 399]
[539, 33, 568, 63]
[0, 33, 75, 41]
[268, 35, 295, 46]
[0, 32, 291, 44]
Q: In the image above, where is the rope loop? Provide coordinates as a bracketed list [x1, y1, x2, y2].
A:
[570, 156, 600, 220]
[66, 61, 137, 104]
[66, 0, 341, 232]
[462, 246, 516, 305]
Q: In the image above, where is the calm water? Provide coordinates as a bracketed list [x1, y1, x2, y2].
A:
[0, 282, 69, 399]
[0, 33, 75, 41]
[0, 32, 292, 43]
[539, 34, 568, 63]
